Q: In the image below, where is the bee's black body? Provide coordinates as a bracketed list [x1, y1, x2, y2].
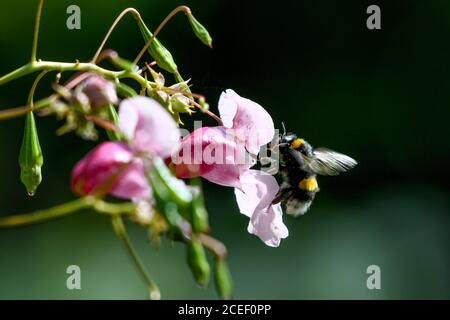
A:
[270, 131, 356, 216]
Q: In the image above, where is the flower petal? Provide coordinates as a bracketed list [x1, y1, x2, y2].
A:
[71, 141, 150, 199]
[247, 204, 289, 247]
[218, 89, 275, 154]
[173, 126, 254, 188]
[81, 74, 119, 108]
[118, 96, 180, 158]
[234, 170, 280, 217]
[110, 158, 151, 199]
[234, 169, 288, 247]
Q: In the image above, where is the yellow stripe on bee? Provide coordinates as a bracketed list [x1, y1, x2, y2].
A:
[291, 138, 304, 149]
[299, 177, 318, 192]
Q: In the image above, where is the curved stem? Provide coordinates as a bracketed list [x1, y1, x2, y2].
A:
[133, 5, 191, 65]
[111, 215, 160, 300]
[31, 0, 44, 62]
[27, 70, 48, 107]
[91, 8, 141, 63]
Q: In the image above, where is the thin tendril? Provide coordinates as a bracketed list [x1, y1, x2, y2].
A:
[91, 8, 141, 63]
[132, 6, 191, 65]
[31, 0, 44, 62]
[27, 71, 48, 108]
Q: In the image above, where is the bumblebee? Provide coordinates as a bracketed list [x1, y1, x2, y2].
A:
[270, 130, 357, 217]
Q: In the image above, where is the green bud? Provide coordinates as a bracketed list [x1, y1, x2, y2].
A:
[187, 237, 211, 287]
[135, 16, 178, 74]
[19, 112, 43, 196]
[187, 14, 213, 48]
[199, 100, 210, 112]
[106, 104, 121, 141]
[148, 163, 184, 237]
[171, 93, 194, 114]
[214, 257, 233, 299]
[189, 178, 210, 233]
[152, 157, 192, 206]
[116, 82, 137, 98]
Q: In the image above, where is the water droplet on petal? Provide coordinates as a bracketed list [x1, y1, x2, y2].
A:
[27, 191, 35, 197]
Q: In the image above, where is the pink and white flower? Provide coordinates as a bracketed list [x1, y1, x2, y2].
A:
[71, 96, 180, 200]
[235, 170, 288, 247]
[218, 89, 274, 155]
[173, 89, 288, 247]
[71, 141, 149, 199]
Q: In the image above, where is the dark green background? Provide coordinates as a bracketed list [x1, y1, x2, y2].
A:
[0, 0, 449, 299]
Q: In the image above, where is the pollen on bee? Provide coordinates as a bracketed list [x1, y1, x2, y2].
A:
[291, 138, 304, 149]
[299, 177, 318, 192]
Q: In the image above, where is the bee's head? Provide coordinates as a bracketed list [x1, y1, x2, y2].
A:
[280, 133, 313, 156]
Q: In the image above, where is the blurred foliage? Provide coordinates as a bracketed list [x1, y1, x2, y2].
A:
[0, 0, 449, 299]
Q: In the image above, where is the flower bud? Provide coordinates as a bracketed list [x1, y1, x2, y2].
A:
[81, 75, 118, 108]
[136, 16, 178, 74]
[187, 237, 211, 287]
[214, 257, 233, 299]
[116, 82, 137, 98]
[171, 93, 194, 114]
[151, 157, 192, 207]
[189, 179, 210, 233]
[19, 112, 43, 196]
[187, 14, 213, 48]
[106, 104, 121, 141]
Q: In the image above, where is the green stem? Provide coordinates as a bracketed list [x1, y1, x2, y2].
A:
[132, 5, 191, 65]
[31, 0, 44, 62]
[0, 61, 151, 88]
[0, 197, 136, 228]
[0, 63, 35, 86]
[0, 197, 89, 228]
[111, 215, 161, 300]
[27, 70, 48, 106]
[91, 8, 141, 63]
[0, 95, 55, 121]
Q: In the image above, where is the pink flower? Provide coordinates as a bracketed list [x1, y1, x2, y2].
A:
[118, 96, 181, 158]
[81, 74, 119, 108]
[71, 141, 150, 199]
[173, 127, 252, 189]
[235, 170, 288, 247]
[71, 97, 180, 200]
[172, 90, 287, 246]
[218, 89, 274, 155]
[172, 90, 273, 187]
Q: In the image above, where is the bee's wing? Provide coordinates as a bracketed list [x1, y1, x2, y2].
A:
[307, 148, 357, 176]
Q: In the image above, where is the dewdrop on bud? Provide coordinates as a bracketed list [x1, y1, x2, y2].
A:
[187, 14, 213, 48]
[187, 237, 211, 287]
[19, 112, 44, 196]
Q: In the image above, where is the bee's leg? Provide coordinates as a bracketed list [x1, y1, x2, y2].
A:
[272, 187, 295, 204]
